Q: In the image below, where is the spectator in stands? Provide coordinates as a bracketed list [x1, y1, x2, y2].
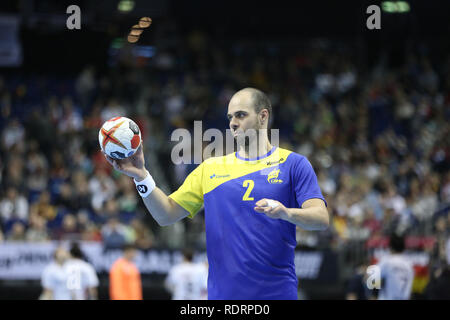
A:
[53, 214, 80, 241]
[440, 172, 450, 204]
[102, 199, 120, 219]
[58, 96, 83, 134]
[88, 169, 117, 212]
[26, 214, 50, 242]
[2, 155, 26, 193]
[55, 183, 78, 213]
[25, 140, 49, 199]
[1, 118, 24, 150]
[100, 98, 126, 123]
[101, 217, 128, 250]
[0, 90, 11, 130]
[109, 243, 143, 300]
[130, 218, 154, 250]
[30, 191, 57, 221]
[77, 210, 101, 241]
[6, 221, 26, 241]
[116, 175, 139, 215]
[71, 171, 92, 211]
[411, 179, 439, 223]
[0, 187, 29, 226]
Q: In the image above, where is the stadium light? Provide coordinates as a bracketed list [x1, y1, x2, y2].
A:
[382, 1, 410, 13]
[118, 0, 135, 13]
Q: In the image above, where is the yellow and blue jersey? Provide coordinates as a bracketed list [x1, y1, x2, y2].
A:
[169, 146, 325, 300]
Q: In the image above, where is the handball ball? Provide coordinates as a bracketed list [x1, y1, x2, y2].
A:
[99, 116, 141, 159]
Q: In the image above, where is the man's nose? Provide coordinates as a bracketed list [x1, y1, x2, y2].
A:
[230, 118, 239, 130]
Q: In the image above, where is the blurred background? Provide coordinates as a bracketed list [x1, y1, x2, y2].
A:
[0, 0, 449, 299]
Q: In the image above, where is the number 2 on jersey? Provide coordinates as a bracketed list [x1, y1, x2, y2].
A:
[242, 179, 255, 201]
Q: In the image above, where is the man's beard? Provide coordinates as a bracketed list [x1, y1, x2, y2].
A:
[233, 134, 251, 146]
[233, 126, 262, 156]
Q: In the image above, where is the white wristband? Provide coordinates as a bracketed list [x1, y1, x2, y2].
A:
[266, 199, 279, 209]
[134, 171, 156, 198]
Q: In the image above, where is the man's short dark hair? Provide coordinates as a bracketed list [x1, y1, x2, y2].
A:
[389, 233, 406, 253]
[247, 88, 272, 118]
[182, 248, 194, 262]
[69, 242, 85, 259]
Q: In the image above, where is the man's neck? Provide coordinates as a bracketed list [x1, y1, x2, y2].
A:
[238, 139, 273, 159]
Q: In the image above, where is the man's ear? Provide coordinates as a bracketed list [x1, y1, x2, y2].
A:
[260, 109, 269, 124]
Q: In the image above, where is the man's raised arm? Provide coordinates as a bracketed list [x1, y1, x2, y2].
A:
[103, 144, 190, 226]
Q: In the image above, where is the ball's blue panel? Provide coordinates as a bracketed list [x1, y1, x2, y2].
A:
[110, 151, 126, 159]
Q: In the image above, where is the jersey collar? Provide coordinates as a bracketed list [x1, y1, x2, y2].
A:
[235, 146, 277, 161]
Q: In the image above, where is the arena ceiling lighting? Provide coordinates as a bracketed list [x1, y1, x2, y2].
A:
[118, 0, 135, 13]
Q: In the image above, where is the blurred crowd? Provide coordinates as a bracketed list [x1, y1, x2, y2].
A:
[0, 85, 156, 249]
[0, 28, 449, 263]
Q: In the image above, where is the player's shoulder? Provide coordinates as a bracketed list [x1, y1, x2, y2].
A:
[194, 262, 208, 274]
[379, 253, 409, 266]
[195, 153, 236, 173]
[44, 262, 57, 269]
[66, 258, 94, 271]
[277, 147, 301, 159]
[202, 152, 234, 165]
[200, 147, 307, 162]
[170, 263, 188, 276]
[111, 257, 124, 268]
[199, 147, 311, 169]
[64, 258, 80, 270]
[83, 261, 97, 274]
[277, 147, 310, 166]
[394, 254, 414, 268]
[43, 262, 58, 273]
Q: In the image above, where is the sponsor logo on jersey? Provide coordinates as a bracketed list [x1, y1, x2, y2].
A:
[266, 158, 284, 166]
[209, 173, 231, 179]
[267, 168, 283, 184]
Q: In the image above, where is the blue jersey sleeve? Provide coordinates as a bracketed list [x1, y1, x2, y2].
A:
[292, 156, 326, 207]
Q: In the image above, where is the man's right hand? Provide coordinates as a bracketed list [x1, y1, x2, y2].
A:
[104, 141, 190, 226]
[103, 143, 148, 181]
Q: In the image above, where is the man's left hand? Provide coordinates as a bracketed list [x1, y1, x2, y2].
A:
[254, 199, 289, 220]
